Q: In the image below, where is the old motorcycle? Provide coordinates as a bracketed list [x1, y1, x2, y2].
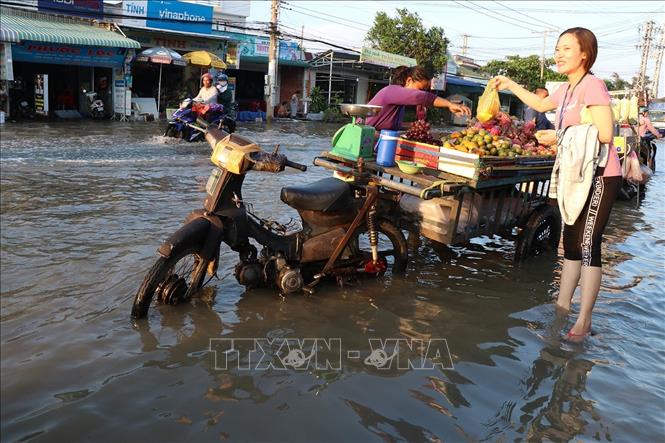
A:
[131, 125, 408, 319]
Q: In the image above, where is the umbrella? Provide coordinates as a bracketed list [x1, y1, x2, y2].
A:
[135, 46, 187, 113]
[183, 50, 227, 78]
[183, 50, 227, 71]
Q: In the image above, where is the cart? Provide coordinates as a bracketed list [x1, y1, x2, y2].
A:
[314, 151, 561, 261]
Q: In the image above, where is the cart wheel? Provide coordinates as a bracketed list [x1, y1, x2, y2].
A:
[515, 205, 561, 261]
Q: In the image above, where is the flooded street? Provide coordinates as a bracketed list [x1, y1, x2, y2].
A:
[1, 121, 664, 442]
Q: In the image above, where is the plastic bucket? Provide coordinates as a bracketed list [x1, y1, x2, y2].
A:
[376, 129, 399, 167]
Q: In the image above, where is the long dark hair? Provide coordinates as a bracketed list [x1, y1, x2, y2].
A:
[558, 27, 598, 73]
[392, 65, 432, 86]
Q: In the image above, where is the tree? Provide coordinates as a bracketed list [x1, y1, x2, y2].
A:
[365, 9, 449, 74]
[604, 72, 631, 91]
[480, 55, 566, 91]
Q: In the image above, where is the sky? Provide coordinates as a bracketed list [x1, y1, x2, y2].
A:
[243, 0, 665, 96]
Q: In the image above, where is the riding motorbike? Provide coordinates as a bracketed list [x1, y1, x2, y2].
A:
[164, 98, 236, 142]
[131, 124, 409, 319]
[83, 90, 105, 119]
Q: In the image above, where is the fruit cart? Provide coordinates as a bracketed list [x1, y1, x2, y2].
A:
[314, 149, 561, 261]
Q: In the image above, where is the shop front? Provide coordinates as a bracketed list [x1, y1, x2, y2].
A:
[121, 28, 229, 111]
[0, 6, 139, 119]
[228, 34, 308, 114]
[114, 0, 233, 113]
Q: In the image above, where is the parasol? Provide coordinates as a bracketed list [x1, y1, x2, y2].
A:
[135, 46, 187, 113]
[183, 50, 227, 73]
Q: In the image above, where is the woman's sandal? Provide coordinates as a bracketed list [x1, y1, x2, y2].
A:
[565, 328, 591, 343]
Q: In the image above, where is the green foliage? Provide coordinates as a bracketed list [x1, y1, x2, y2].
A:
[365, 8, 449, 74]
[604, 72, 631, 91]
[480, 55, 566, 91]
[309, 86, 328, 113]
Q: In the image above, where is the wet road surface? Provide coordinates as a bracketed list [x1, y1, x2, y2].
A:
[1, 121, 664, 442]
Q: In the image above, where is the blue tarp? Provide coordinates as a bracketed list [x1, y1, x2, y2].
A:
[237, 110, 266, 122]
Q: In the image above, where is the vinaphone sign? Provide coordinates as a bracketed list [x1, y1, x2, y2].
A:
[122, 0, 213, 35]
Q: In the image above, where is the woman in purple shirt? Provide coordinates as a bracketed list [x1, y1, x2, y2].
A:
[366, 66, 470, 131]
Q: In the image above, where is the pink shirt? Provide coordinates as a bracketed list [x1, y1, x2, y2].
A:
[639, 115, 660, 138]
[549, 74, 621, 177]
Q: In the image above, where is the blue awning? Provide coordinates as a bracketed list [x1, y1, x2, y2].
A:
[446, 76, 484, 88]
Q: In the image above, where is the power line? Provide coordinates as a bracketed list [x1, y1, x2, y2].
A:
[281, 1, 370, 29]
[491, 0, 556, 30]
[450, 0, 542, 33]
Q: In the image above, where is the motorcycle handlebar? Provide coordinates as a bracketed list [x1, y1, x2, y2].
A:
[284, 159, 307, 172]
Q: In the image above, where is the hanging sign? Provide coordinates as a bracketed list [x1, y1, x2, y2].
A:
[360, 47, 417, 69]
[225, 42, 239, 69]
[1, 43, 13, 81]
[35, 74, 49, 116]
[12, 42, 128, 68]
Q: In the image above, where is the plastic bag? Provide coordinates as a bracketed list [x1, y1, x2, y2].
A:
[638, 164, 653, 184]
[476, 83, 501, 122]
[624, 151, 643, 183]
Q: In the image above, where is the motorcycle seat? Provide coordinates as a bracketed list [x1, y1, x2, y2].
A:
[280, 177, 353, 212]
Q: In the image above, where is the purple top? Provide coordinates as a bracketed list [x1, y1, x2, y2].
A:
[365, 85, 438, 131]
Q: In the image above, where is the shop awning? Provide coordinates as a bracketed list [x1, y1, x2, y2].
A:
[0, 6, 140, 48]
[240, 56, 310, 68]
[447, 76, 485, 88]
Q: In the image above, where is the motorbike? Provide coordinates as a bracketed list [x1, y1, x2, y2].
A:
[14, 96, 35, 119]
[83, 89, 105, 119]
[131, 124, 409, 319]
[164, 98, 236, 142]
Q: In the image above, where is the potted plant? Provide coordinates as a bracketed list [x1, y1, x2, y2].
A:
[307, 86, 327, 121]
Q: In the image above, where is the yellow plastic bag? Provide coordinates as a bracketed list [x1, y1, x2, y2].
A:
[476, 83, 501, 122]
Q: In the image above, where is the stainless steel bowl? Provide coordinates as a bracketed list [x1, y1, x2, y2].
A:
[338, 104, 382, 117]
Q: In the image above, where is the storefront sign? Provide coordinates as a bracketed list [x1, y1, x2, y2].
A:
[360, 47, 417, 69]
[1, 43, 13, 81]
[38, 0, 103, 19]
[12, 42, 128, 68]
[113, 79, 131, 115]
[122, 0, 148, 27]
[124, 30, 225, 57]
[239, 38, 303, 62]
[35, 74, 49, 116]
[225, 42, 239, 69]
[146, 1, 213, 35]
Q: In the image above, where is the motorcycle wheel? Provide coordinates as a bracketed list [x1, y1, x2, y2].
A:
[165, 125, 180, 138]
[344, 219, 408, 275]
[132, 246, 209, 319]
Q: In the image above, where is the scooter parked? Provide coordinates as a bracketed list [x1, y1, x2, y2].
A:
[131, 124, 408, 318]
[83, 89, 105, 119]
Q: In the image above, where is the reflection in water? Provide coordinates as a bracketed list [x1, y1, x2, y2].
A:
[0, 124, 663, 442]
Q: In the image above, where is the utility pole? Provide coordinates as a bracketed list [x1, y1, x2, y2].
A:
[266, 0, 280, 123]
[461, 34, 469, 57]
[533, 29, 557, 82]
[636, 21, 655, 104]
[651, 25, 664, 99]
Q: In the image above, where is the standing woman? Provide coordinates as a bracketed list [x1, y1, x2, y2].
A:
[365, 66, 470, 131]
[493, 28, 622, 341]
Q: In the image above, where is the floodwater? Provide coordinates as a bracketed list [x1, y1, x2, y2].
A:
[1, 121, 663, 442]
